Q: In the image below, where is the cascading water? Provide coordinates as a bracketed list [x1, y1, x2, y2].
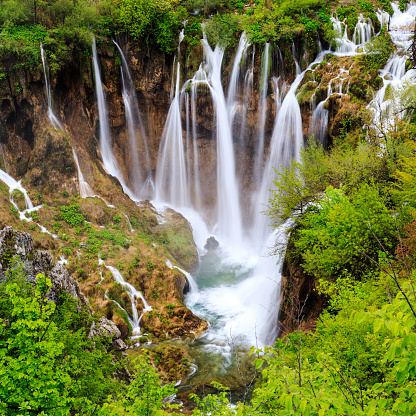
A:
[369, 2, 416, 131]
[72, 149, 95, 198]
[155, 31, 190, 207]
[227, 32, 250, 124]
[238, 46, 255, 145]
[309, 101, 329, 146]
[0, 169, 58, 238]
[190, 84, 202, 211]
[106, 264, 151, 334]
[92, 38, 136, 200]
[352, 15, 374, 45]
[200, 38, 243, 244]
[254, 43, 270, 180]
[40, 42, 64, 131]
[113, 41, 153, 198]
[331, 17, 357, 53]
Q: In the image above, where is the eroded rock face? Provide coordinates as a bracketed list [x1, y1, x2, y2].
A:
[278, 238, 327, 338]
[153, 208, 199, 272]
[0, 226, 88, 305]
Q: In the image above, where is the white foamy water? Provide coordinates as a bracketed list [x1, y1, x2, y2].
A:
[370, 2, 416, 131]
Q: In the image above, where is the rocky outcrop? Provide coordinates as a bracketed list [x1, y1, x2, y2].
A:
[204, 236, 219, 251]
[0, 226, 87, 305]
[89, 316, 127, 351]
[153, 208, 199, 272]
[0, 226, 128, 350]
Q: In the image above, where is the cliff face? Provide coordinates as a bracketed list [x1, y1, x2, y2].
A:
[0, 37, 311, 220]
[278, 238, 328, 338]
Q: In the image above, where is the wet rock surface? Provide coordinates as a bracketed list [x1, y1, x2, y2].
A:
[204, 236, 219, 251]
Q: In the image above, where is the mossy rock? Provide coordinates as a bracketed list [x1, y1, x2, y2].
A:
[152, 208, 198, 272]
[11, 189, 26, 211]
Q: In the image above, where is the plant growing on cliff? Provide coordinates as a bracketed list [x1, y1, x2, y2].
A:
[59, 204, 85, 226]
[0, 259, 126, 415]
[0, 267, 72, 415]
[114, 0, 183, 54]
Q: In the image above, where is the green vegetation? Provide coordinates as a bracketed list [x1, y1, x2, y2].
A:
[0, 0, 395, 74]
[0, 259, 126, 415]
[59, 204, 85, 226]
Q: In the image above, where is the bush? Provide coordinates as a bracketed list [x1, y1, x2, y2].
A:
[60, 204, 85, 226]
[114, 0, 182, 54]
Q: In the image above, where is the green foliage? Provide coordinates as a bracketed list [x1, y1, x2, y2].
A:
[29, 210, 41, 222]
[60, 204, 85, 226]
[204, 13, 240, 49]
[191, 382, 234, 415]
[268, 139, 385, 225]
[87, 228, 130, 249]
[248, 273, 416, 415]
[0, 259, 126, 415]
[0, 270, 72, 415]
[361, 31, 394, 71]
[114, 0, 182, 54]
[294, 183, 397, 280]
[97, 351, 176, 415]
[399, 0, 410, 12]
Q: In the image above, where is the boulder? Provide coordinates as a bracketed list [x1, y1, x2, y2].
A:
[89, 316, 127, 350]
[204, 236, 219, 251]
[0, 226, 87, 306]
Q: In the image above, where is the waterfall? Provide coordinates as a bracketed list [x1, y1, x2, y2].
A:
[369, 2, 416, 133]
[239, 45, 255, 145]
[72, 149, 94, 198]
[0, 169, 33, 211]
[191, 84, 202, 211]
[254, 43, 270, 180]
[155, 43, 189, 207]
[331, 17, 357, 53]
[92, 39, 121, 180]
[92, 38, 137, 200]
[40, 42, 64, 131]
[227, 32, 250, 124]
[106, 265, 151, 334]
[352, 15, 374, 45]
[201, 38, 243, 244]
[113, 40, 153, 198]
[309, 101, 329, 146]
[291, 43, 302, 75]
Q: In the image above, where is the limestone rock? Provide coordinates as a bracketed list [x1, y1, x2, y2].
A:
[0, 226, 87, 306]
[204, 236, 219, 251]
[89, 316, 127, 351]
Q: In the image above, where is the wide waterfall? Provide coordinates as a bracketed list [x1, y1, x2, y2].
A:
[370, 2, 416, 131]
[84, 11, 386, 348]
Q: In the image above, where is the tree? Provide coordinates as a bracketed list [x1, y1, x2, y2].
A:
[0, 264, 72, 415]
